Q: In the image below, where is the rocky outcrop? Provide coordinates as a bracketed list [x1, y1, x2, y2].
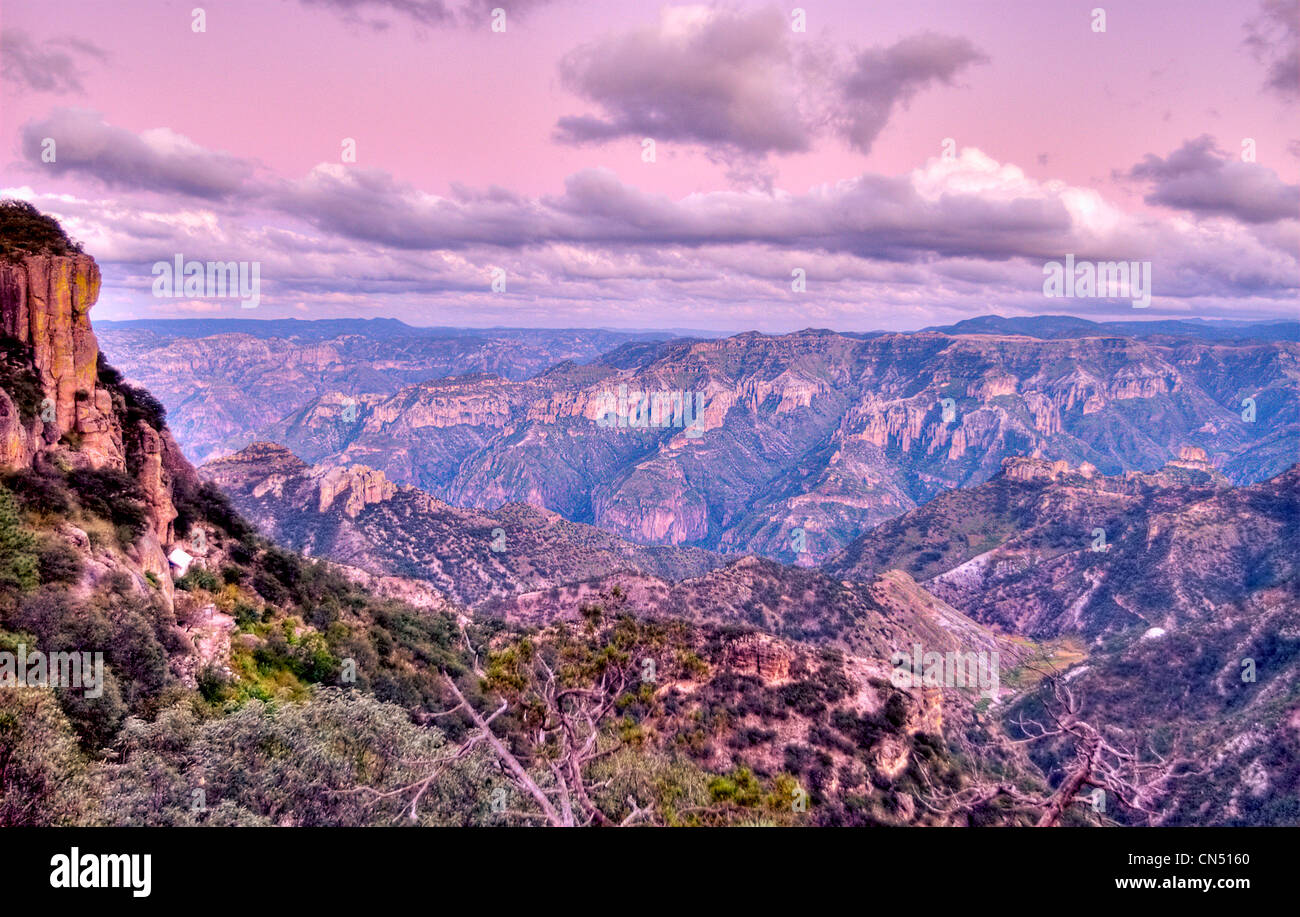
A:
[0, 254, 103, 435]
[0, 253, 191, 595]
[317, 464, 397, 517]
[1002, 456, 1096, 483]
[723, 634, 792, 682]
[1001, 450, 1227, 492]
[0, 255, 122, 468]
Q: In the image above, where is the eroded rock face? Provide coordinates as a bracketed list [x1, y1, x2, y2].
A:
[723, 634, 793, 682]
[317, 464, 397, 518]
[0, 254, 101, 429]
[1, 254, 117, 462]
[200, 442, 723, 607]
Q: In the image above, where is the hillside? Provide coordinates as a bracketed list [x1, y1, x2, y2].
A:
[200, 441, 723, 605]
[826, 454, 1300, 824]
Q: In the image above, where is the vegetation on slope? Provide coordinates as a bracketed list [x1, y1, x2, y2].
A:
[0, 199, 84, 261]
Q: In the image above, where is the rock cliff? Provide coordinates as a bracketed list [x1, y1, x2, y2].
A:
[0, 253, 196, 604]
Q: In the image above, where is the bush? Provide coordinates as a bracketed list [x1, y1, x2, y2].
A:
[2, 469, 72, 516]
[10, 578, 175, 746]
[0, 488, 38, 600]
[120, 383, 166, 431]
[172, 479, 250, 541]
[252, 570, 289, 606]
[196, 663, 232, 704]
[176, 567, 220, 593]
[0, 337, 45, 423]
[37, 539, 82, 585]
[0, 686, 93, 826]
[95, 690, 498, 826]
[64, 468, 148, 539]
[0, 199, 83, 260]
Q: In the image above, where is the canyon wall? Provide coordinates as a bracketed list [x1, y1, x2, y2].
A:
[0, 253, 197, 601]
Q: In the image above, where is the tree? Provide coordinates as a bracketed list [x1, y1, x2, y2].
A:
[919, 671, 1201, 826]
[98, 688, 497, 826]
[0, 199, 83, 260]
[419, 591, 694, 826]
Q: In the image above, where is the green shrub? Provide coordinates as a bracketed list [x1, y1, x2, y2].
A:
[2, 468, 72, 516]
[0, 687, 93, 826]
[95, 354, 165, 431]
[232, 601, 261, 629]
[196, 663, 232, 704]
[121, 382, 166, 431]
[173, 479, 250, 540]
[176, 567, 220, 593]
[0, 488, 38, 600]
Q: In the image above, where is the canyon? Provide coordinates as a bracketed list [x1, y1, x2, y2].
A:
[149, 326, 1296, 563]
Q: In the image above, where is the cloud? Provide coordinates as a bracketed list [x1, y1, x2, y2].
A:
[1244, 0, 1299, 100]
[20, 109, 258, 201]
[833, 32, 988, 153]
[1121, 135, 1300, 223]
[8, 113, 1294, 327]
[298, 0, 454, 28]
[277, 153, 1074, 261]
[555, 6, 811, 156]
[296, 0, 552, 29]
[555, 7, 986, 161]
[0, 29, 109, 94]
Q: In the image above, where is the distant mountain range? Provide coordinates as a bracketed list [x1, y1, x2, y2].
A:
[213, 326, 1294, 563]
[96, 323, 664, 462]
[97, 313, 1300, 470]
[923, 314, 1300, 342]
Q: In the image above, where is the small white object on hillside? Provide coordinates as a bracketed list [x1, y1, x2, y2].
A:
[168, 548, 194, 578]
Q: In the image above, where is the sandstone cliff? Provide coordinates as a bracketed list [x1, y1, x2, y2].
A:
[0, 253, 196, 605]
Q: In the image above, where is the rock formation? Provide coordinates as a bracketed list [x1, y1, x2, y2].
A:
[0, 253, 195, 605]
[722, 633, 792, 682]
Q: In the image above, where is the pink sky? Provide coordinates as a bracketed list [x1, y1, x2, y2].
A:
[2, 0, 1296, 330]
